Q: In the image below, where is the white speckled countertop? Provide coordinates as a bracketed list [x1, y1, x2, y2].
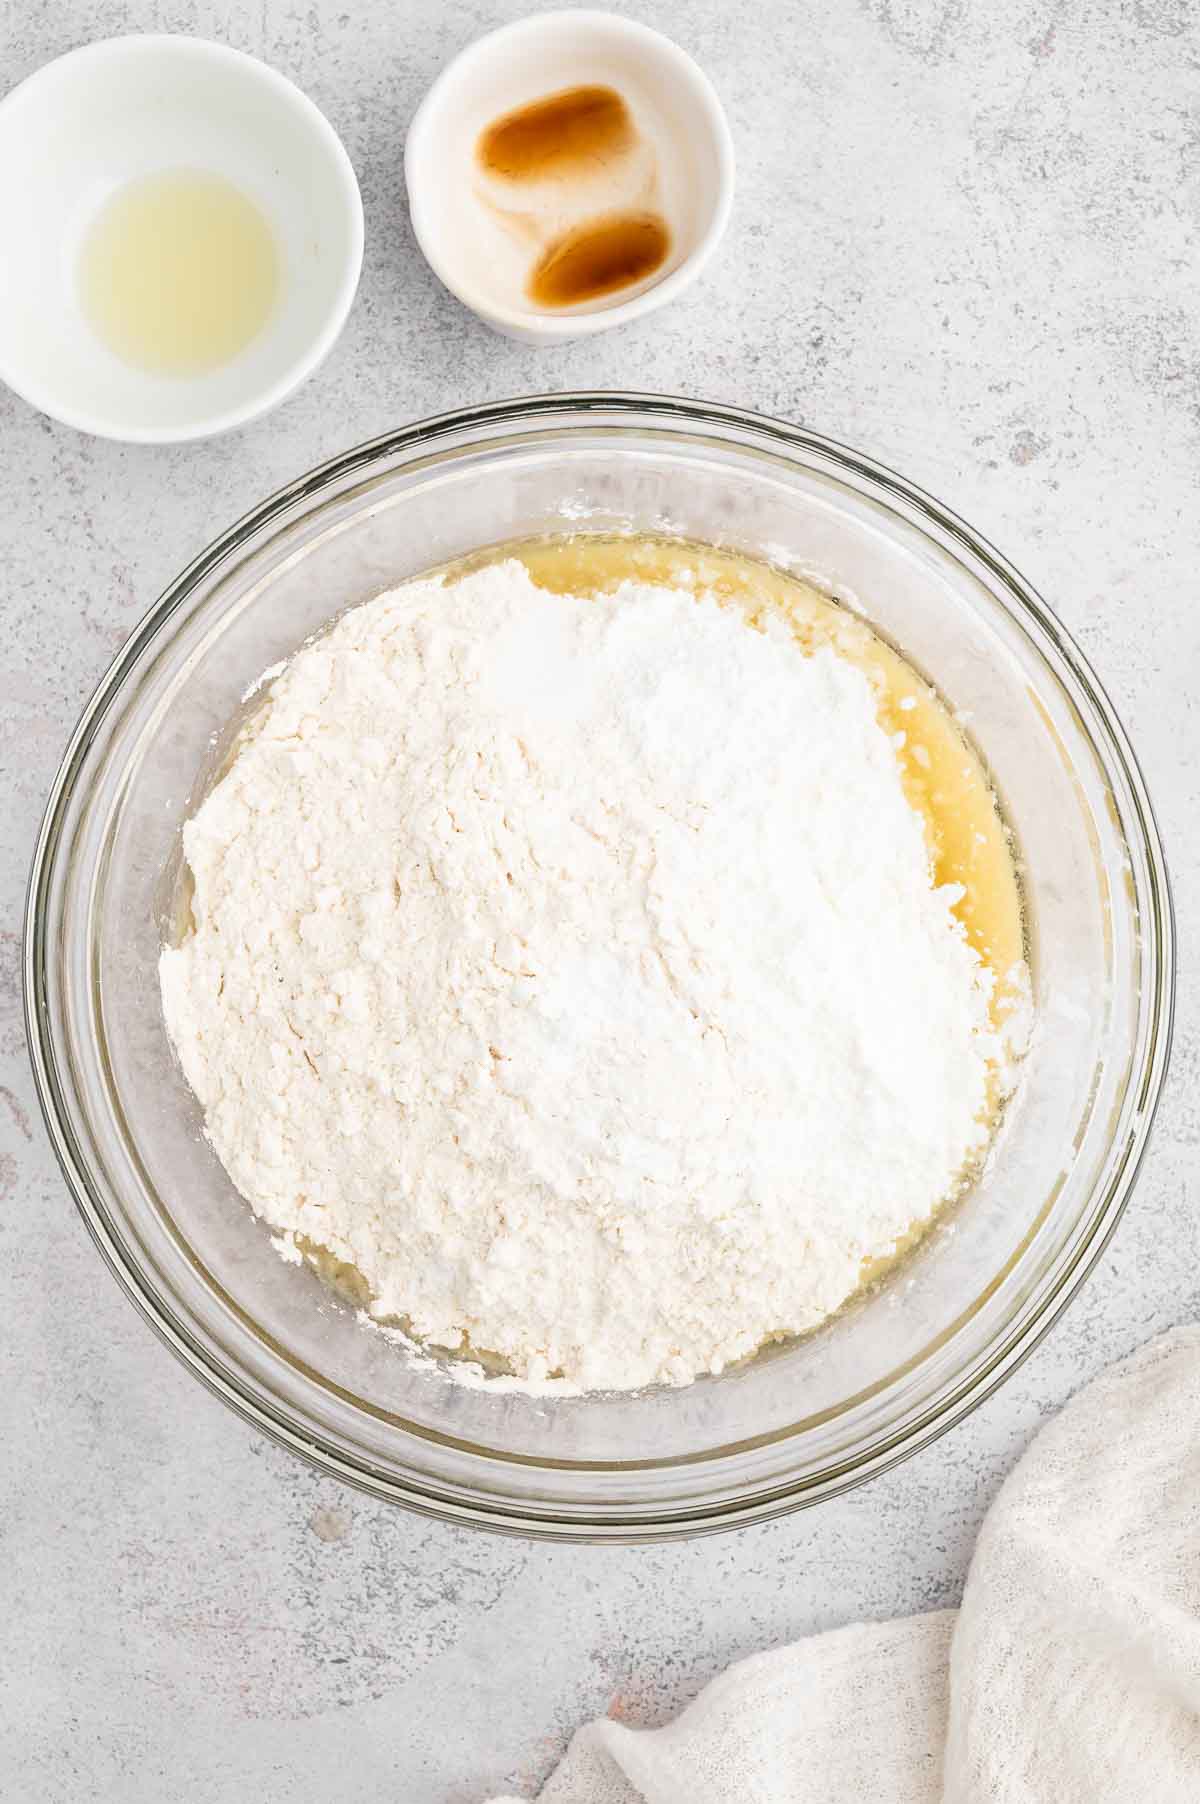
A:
[2, 3, 1196, 1798]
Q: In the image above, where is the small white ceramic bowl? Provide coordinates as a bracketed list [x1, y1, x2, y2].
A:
[405, 11, 735, 344]
[0, 36, 364, 442]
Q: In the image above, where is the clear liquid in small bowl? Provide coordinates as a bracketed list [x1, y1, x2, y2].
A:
[79, 169, 279, 377]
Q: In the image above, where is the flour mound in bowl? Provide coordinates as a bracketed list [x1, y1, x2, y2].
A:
[160, 558, 1006, 1392]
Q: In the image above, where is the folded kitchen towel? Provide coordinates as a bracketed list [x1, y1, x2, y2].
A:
[489, 1326, 1200, 1803]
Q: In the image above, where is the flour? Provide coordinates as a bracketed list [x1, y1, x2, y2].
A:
[160, 559, 1008, 1392]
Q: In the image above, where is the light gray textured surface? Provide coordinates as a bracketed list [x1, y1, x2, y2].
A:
[1, 2, 1196, 1798]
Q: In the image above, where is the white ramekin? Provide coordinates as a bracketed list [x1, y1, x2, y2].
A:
[0, 36, 364, 442]
[405, 12, 735, 344]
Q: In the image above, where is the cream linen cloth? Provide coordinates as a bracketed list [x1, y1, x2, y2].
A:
[490, 1326, 1200, 1803]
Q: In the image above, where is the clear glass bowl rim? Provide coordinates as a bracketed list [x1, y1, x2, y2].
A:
[23, 390, 1176, 1541]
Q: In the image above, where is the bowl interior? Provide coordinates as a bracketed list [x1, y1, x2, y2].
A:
[0, 37, 361, 439]
[33, 401, 1168, 1534]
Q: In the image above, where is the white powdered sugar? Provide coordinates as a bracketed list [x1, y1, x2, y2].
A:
[161, 559, 1006, 1392]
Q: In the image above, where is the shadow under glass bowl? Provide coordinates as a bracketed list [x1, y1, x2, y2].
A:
[25, 393, 1174, 1542]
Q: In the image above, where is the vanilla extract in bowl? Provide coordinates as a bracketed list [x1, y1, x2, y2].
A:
[528, 211, 670, 308]
[477, 84, 635, 182]
[475, 84, 671, 309]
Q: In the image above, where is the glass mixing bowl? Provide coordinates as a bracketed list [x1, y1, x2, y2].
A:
[25, 394, 1173, 1541]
